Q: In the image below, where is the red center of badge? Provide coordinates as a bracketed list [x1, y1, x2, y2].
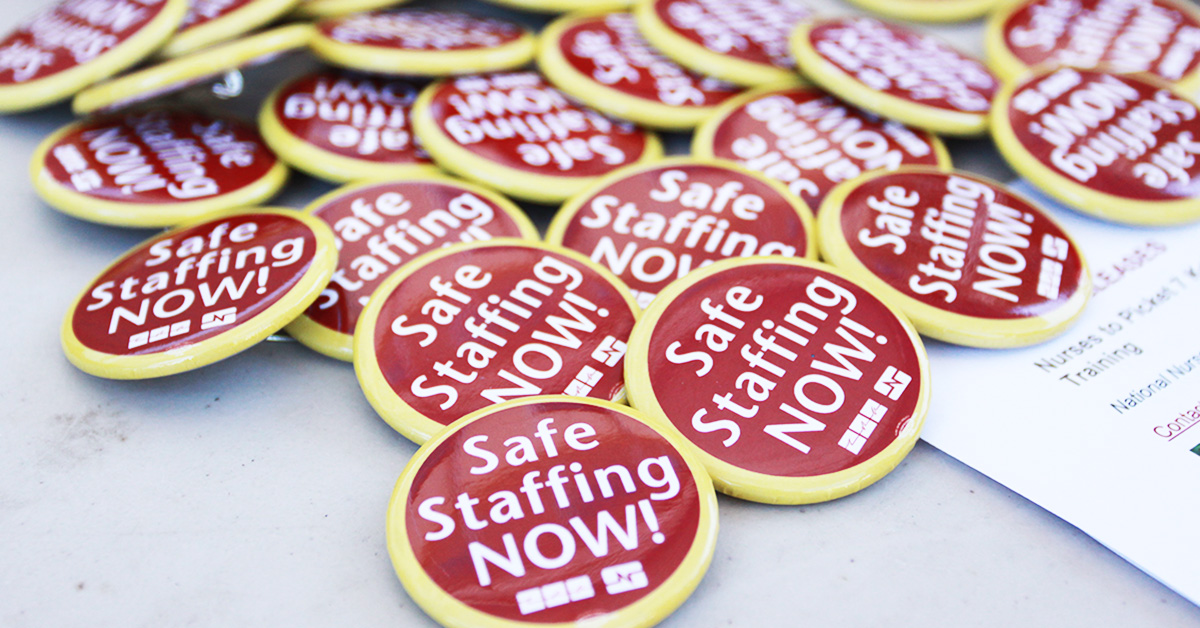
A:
[72, 213, 319, 355]
[841, 171, 1084, 319]
[0, 0, 171, 85]
[557, 13, 739, 108]
[1003, 0, 1200, 83]
[425, 72, 653, 178]
[179, 0, 254, 30]
[319, 10, 525, 51]
[1008, 67, 1200, 201]
[372, 244, 637, 425]
[306, 181, 531, 335]
[807, 17, 997, 114]
[405, 401, 702, 622]
[555, 163, 812, 308]
[646, 263, 921, 477]
[706, 87, 944, 209]
[43, 110, 279, 204]
[651, 0, 812, 69]
[274, 70, 430, 165]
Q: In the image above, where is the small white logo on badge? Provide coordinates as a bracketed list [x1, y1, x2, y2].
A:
[515, 575, 595, 615]
[874, 366, 911, 400]
[601, 561, 648, 595]
[201, 307, 238, 330]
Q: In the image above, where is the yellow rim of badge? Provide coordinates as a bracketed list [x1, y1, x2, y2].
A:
[0, 0, 189, 113]
[294, 0, 413, 18]
[73, 24, 315, 115]
[354, 239, 642, 445]
[546, 156, 818, 260]
[817, 167, 1093, 348]
[479, 0, 634, 13]
[387, 396, 718, 628]
[790, 19, 991, 137]
[624, 256, 932, 505]
[258, 80, 440, 184]
[844, 0, 1003, 24]
[412, 81, 664, 204]
[286, 174, 539, 362]
[985, 0, 1200, 94]
[990, 70, 1200, 226]
[309, 13, 537, 77]
[632, 1, 804, 88]
[691, 84, 954, 170]
[30, 118, 289, 229]
[160, 0, 303, 58]
[61, 207, 338, 380]
[537, 12, 730, 131]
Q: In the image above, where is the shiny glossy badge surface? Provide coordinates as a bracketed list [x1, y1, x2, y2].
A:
[354, 240, 640, 444]
[693, 85, 951, 211]
[538, 12, 744, 130]
[625, 257, 931, 504]
[287, 175, 538, 361]
[791, 16, 999, 136]
[32, 109, 288, 228]
[818, 167, 1092, 347]
[387, 396, 718, 628]
[259, 69, 437, 183]
[634, 0, 813, 87]
[991, 67, 1200, 225]
[412, 72, 663, 203]
[310, 9, 536, 76]
[547, 157, 816, 309]
[62, 208, 337, 379]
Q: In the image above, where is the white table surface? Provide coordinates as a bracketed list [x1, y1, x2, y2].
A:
[2, 0, 1199, 626]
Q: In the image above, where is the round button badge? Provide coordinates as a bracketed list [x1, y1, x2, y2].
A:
[388, 396, 717, 628]
[259, 69, 437, 183]
[546, 158, 817, 309]
[625, 257, 931, 504]
[62, 208, 337, 380]
[818, 167, 1091, 348]
[992, 67, 1200, 225]
[843, 0, 1002, 24]
[287, 175, 539, 361]
[479, 0, 634, 13]
[987, 0, 1200, 92]
[0, 0, 189, 113]
[72, 24, 314, 115]
[791, 16, 1000, 137]
[693, 85, 951, 212]
[354, 240, 640, 445]
[310, 10, 536, 77]
[633, 0, 813, 87]
[412, 72, 663, 204]
[538, 12, 743, 131]
[31, 109, 288, 228]
[159, 0, 302, 58]
[294, 0, 412, 19]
